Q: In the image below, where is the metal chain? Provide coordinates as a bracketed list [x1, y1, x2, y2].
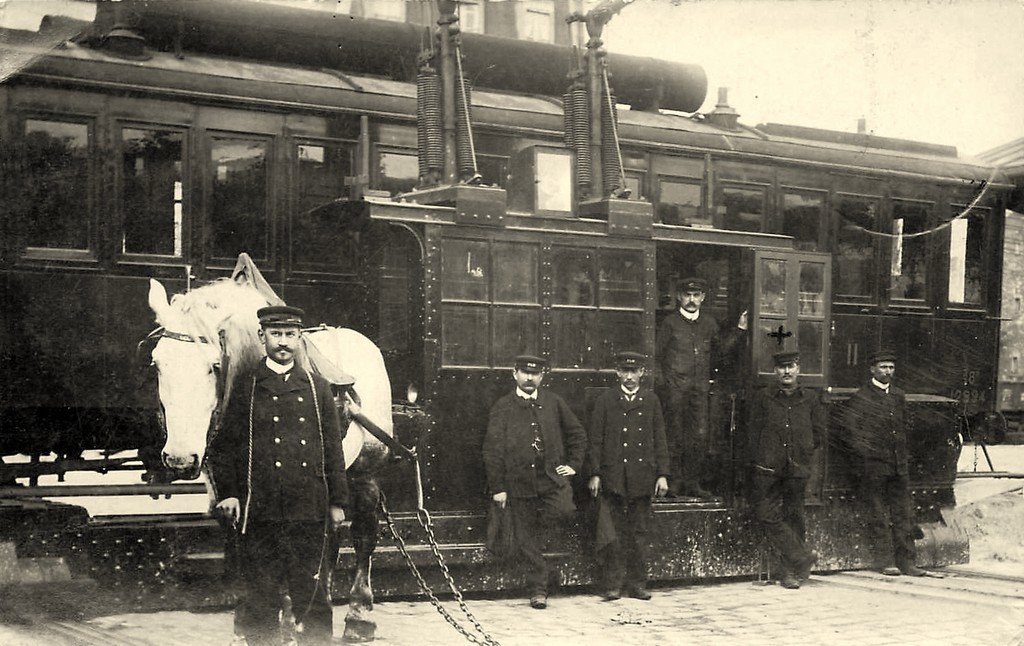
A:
[379, 493, 501, 646]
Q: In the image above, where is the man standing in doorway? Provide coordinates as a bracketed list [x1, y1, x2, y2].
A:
[656, 277, 746, 498]
[842, 349, 926, 576]
[210, 305, 349, 645]
[747, 350, 823, 589]
[483, 355, 587, 610]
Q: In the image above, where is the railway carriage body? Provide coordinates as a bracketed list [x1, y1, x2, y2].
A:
[0, 1, 1012, 595]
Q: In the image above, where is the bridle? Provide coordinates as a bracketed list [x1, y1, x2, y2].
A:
[138, 325, 231, 447]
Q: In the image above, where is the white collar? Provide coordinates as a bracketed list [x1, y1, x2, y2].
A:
[516, 387, 538, 401]
[679, 307, 700, 321]
[266, 358, 295, 375]
[871, 378, 890, 393]
[621, 386, 639, 398]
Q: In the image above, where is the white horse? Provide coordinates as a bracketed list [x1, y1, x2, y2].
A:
[145, 275, 392, 641]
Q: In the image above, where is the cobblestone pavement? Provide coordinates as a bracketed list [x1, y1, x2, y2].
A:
[2, 569, 1023, 646]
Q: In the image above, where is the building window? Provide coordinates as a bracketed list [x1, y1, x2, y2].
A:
[210, 137, 269, 260]
[521, 0, 554, 43]
[121, 128, 184, 257]
[948, 206, 987, 306]
[890, 200, 930, 302]
[781, 190, 824, 251]
[717, 184, 765, 232]
[292, 141, 357, 273]
[552, 247, 644, 370]
[656, 178, 703, 226]
[360, 0, 405, 21]
[457, 0, 484, 33]
[441, 239, 540, 367]
[20, 118, 91, 251]
[834, 195, 879, 301]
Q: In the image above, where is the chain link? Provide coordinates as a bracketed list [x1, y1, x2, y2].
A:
[379, 493, 501, 646]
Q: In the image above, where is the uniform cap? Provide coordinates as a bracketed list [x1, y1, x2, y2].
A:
[514, 354, 548, 373]
[257, 305, 305, 328]
[678, 276, 708, 292]
[772, 350, 800, 367]
[867, 349, 897, 365]
[614, 351, 646, 370]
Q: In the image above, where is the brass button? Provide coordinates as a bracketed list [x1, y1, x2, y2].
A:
[298, 396, 304, 402]
[274, 437, 281, 444]
[272, 396, 279, 401]
[274, 461, 281, 468]
[299, 417, 306, 423]
[300, 439, 307, 445]
[301, 462, 307, 468]
[273, 416, 280, 422]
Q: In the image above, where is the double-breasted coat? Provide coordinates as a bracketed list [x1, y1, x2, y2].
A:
[483, 390, 586, 498]
[841, 383, 909, 478]
[747, 386, 826, 478]
[210, 362, 349, 524]
[587, 387, 670, 498]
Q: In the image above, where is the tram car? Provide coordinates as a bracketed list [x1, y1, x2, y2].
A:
[0, 0, 1013, 600]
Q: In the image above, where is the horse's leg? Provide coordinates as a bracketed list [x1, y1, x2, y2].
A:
[343, 473, 380, 643]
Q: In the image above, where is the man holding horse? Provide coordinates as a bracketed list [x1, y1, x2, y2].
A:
[483, 355, 587, 610]
[210, 305, 349, 645]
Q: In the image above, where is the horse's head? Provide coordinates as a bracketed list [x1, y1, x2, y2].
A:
[146, 279, 225, 479]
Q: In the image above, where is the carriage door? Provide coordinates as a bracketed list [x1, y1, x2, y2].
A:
[750, 250, 832, 388]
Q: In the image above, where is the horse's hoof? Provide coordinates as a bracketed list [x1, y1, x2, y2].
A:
[342, 619, 376, 643]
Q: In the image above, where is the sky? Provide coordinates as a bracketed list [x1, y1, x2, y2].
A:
[1, 0, 1022, 157]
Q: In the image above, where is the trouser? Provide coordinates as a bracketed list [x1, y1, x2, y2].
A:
[238, 520, 335, 646]
[861, 472, 918, 568]
[510, 480, 575, 596]
[750, 472, 811, 575]
[599, 493, 652, 590]
[664, 377, 710, 492]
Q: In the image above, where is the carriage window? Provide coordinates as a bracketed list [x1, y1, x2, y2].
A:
[210, 137, 268, 259]
[834, 196, 879, 300]
[656, 178, 703, 226]
[718, 184, 765, 232]
[375, 150, 418, 196]
[493, 242, 538, 303]
[440, 238, 540, 367]
[442, 239, 489, 301]
[553, 248, 595, 306]
[477, 155, 508, 188]
[782, 190, 824, 251]
[623, 171, 644, 201]
[948, 206, 986, 306]
[599, 249, 643, 308]
[552, 247, 645, 369]
[21, 119, 91, 251]
[121, 128, 184, 257]
[890, 201, 929, 302]
[292, 142, 357, 272]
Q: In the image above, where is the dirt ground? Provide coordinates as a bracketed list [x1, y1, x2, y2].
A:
[949, 485, 1024, 577]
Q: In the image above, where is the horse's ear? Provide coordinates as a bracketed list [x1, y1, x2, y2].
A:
[147, 279, 171, 318]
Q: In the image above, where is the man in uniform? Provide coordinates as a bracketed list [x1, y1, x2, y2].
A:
[210, 305, 349, 645]
[842, 349, 926, 577]
[747, 350, 823, 589]
[587, 352, 669, 601]
[483, 355, 587, 609]
[656, 276, 746, 498]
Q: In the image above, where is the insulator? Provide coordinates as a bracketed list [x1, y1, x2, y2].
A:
[572, 87, 591, 188]
[416, 68, 443, 183]
[601, 90, 622, 195]
[455, 76, 476, 177]
[562, 90, 574, 147]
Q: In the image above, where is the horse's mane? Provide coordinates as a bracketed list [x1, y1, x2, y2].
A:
[165, 279, 269, 406]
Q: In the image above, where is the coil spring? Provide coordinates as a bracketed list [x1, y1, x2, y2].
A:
[601, 90, 621, 195]
[562, 90, 574, 147]
[417, 69, 444, 181]
[572, 86, 591, 188]
[455, 76, 475, 177]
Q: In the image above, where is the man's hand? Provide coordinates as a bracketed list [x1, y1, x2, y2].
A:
[654, 476, 669, 498]
[329, 505, 346, 531]
[215, 497, 240, 526]
[342, 391, 362, 418]
[555, 465, 576, 477]
[738, 310, 749, 331]
[588, 475, 601, 498]
[492, 492, 508, 508]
